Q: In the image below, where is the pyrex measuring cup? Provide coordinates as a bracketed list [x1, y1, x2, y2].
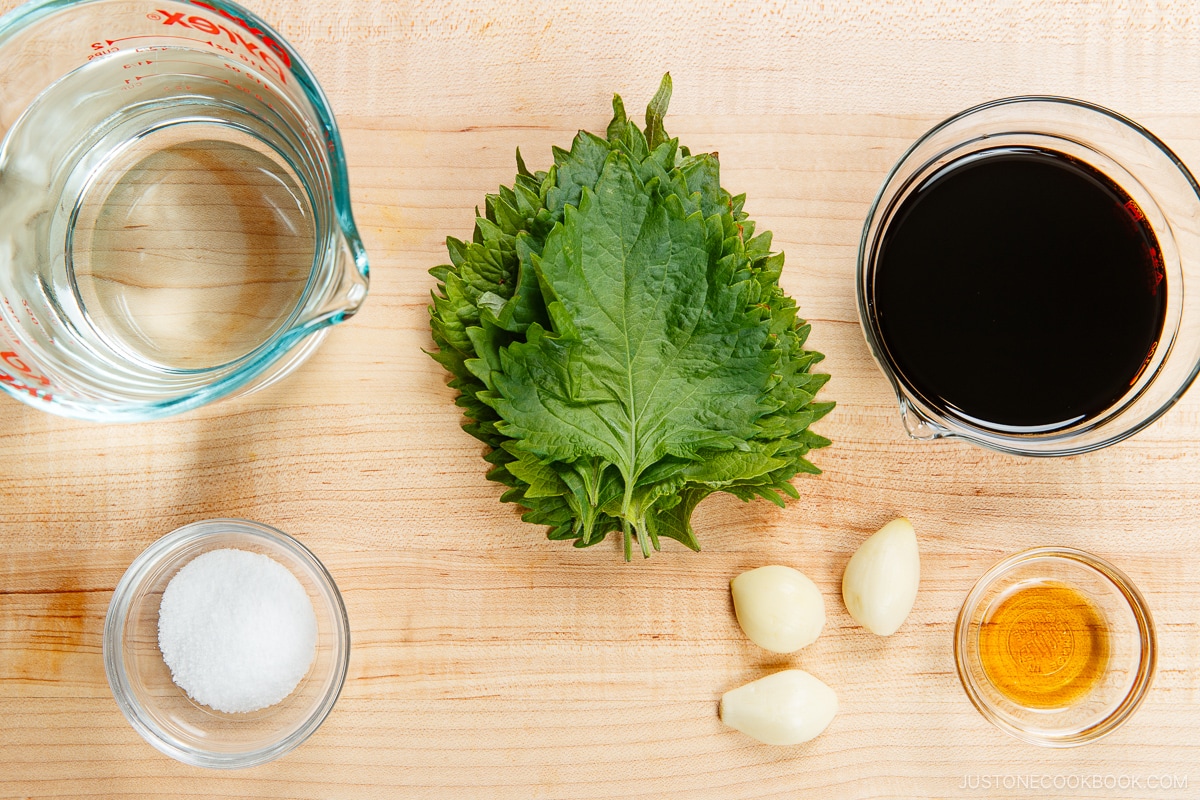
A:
[858, 97, 1200, 456]
[0, 0, 369, 421]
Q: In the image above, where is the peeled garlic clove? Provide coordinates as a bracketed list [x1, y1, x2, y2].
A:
[730, 565, 825, 653]
[719, 669, 838, 745]
[841, 517, 920, 636]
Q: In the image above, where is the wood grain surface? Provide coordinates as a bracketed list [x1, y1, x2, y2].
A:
[3, 1, 1200, 798]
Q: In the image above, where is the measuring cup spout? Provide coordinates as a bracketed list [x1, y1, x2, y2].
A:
[294, 229, 370, 331]
[898, 395, 952, 441]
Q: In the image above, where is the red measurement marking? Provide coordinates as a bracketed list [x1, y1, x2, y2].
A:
[97, 35, 198, 46]
[21, 299, 41, 328]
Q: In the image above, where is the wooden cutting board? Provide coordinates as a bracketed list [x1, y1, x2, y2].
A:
[3, 1, 1200, 797]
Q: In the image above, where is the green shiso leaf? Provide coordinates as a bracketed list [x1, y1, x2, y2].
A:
[428, 74, 831, 560]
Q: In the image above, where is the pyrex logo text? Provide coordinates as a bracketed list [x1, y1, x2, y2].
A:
[0, 352, 52, 402]
[154, 3, 290, 83]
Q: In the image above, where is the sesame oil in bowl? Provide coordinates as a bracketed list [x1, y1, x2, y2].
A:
[977, 580, 1109, 710]
[955, 548, 1155, 747]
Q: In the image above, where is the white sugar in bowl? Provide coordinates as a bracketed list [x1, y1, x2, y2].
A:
[103, 519, 350, 768]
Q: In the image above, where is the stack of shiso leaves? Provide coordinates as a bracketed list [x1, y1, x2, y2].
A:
[428, 75, 832, 561]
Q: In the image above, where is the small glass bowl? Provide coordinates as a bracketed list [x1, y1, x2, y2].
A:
[954, 547, 1155, 747]
[858, 96, 1200, 456]
[103, 519, 350, 768]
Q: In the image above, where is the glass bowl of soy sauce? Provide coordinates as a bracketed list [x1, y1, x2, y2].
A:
[859, 96, 1200, 455]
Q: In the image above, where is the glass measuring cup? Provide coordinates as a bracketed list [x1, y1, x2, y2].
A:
[858, 97, 1200, 456]
[0, 0, 369, 421]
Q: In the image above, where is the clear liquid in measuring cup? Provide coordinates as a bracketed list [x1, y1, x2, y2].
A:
[3, 46, 318, 374]
[72, 130, 314, 371]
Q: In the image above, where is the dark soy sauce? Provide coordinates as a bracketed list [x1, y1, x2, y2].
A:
[872, 146, 1166, 433]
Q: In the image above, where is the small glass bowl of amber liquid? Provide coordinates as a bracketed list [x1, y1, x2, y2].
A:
[955, 548, 1156, 746]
